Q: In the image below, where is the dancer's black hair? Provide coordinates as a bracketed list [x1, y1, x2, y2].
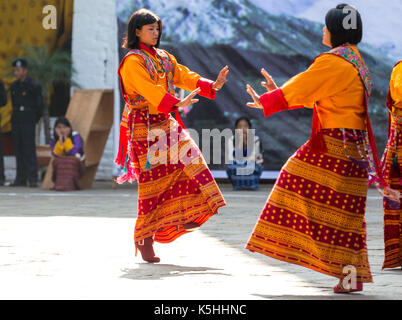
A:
[325, 3, 363, 48]
[123, 8, 162, 50]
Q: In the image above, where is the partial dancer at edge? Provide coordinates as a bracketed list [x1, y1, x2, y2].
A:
[381, 60, 402, 270]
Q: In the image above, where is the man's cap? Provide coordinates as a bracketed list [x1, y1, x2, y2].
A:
[12, 59, 28, 68]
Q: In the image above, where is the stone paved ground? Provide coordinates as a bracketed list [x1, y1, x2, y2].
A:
[0, 182, 401, 300]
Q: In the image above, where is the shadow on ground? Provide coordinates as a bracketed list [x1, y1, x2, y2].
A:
[120, 264, 231, 281]
[252, 294, 382, 300]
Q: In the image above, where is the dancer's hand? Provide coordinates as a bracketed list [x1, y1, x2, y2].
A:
[383, 186, 401, 203]
[260, 68, 278, 93]
[212, 66, 229, 91]
[246, 84, 263, 109]
[176, 88, 200, 109]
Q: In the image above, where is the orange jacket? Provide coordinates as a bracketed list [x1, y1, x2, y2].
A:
[119, 44, 216, 115]
[281, 45, 366, 130]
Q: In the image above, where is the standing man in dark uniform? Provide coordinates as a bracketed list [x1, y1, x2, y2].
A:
[0, 79, 7, 186]
[10, 59, 43, 188]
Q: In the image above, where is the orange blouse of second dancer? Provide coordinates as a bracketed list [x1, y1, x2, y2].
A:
[279, 45, 367, 130]
[120, 43, 216, 115]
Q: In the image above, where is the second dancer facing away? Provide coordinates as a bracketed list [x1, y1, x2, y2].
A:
[245, 4, 400, 294]
[381, 61, 402, 270]
[115, 9, 228, 263]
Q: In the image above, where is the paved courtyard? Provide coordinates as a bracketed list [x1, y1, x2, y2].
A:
[0, 182, 401, 300]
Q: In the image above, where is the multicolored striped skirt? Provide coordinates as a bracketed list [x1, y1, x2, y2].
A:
[246, 129, 373, 283]
[381, 121, 402, 269]
[122, 108, 226, 244]
[52, 156, 85, 191]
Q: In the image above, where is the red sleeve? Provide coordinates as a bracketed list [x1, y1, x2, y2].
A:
[197, 78, 217, 100]
[260, 88, 303, 117]
[260, 89, 288, 117]
[157, 93, 181, 115]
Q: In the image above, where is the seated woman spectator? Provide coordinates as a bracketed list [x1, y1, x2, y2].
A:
[49, 117, 85, 191]
[226, 117, 263, 191]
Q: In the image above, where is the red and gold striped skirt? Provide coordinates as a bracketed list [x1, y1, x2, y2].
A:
[381, 121, 402, 269]
[246, 129, 373, 282]
[127, 109, 226, 244]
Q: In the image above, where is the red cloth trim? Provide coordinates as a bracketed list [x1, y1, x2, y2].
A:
[174, 110, 186, 129]
[260, 89, 291, 117]
[366, 100, 388, 188]
[196, 78, 216, 100]
[114, 126, 127, 167]
[386, 90, 393, 113]
[158, 93, 181, 115]
[308, 107, 327, 153]
[158, 94, 187, 129]
[139, 43, 157, 56]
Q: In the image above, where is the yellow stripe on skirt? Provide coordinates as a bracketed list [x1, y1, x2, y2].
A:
[382, 121, 402, 269]
[129, 109, 226, 244]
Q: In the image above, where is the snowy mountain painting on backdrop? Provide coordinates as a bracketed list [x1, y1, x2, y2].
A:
[253, 0, 402, 60]
[116, 0, 401, 170]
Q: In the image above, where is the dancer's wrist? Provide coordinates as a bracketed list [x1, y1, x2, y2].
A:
[212, 82, 221, 91]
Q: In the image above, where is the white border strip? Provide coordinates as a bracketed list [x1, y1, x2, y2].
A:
[211, 170, 280, 179]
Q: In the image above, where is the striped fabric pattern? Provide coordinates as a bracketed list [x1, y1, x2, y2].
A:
[382, 120, 402, 269]
[246, 129, 373, 283]
[130, 109, 226, 244]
